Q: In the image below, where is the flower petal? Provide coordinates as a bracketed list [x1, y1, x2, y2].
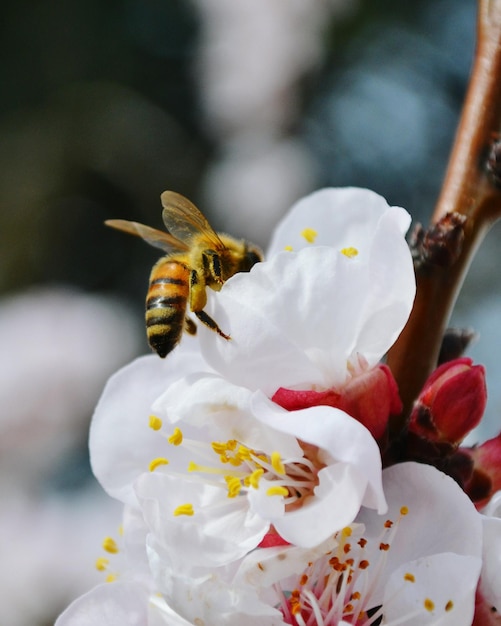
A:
[54, 582, 149, 626]
[90, 344, 208, 505]
[384, 553, 481, 626]
[251, 392, 387, 514]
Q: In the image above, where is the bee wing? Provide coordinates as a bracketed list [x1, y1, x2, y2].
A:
[105, 219, 190, 252]
[160, 190, 226, 250]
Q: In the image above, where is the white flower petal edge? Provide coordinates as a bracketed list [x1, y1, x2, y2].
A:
[479, 514, 501, 611]
[267, 187, 411, 257]
[54, 582, 149, 626]
[198, 188, 415, 394]
[90, 341, 209, 506]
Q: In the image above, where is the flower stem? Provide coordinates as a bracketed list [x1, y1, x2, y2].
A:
[387, 0, 501, 432]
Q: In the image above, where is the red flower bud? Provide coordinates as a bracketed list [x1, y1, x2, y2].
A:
[462, 432, 501, 509]
[409, 357, 486, 446]
[272, 364, 402, 441]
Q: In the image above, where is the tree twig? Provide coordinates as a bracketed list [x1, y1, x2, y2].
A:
[387, 0, 501, 433]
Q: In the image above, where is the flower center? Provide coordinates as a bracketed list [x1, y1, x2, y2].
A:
[272, 506, 454, 626]
[191, 438, 322, 510]
[148, 418, 323, 514]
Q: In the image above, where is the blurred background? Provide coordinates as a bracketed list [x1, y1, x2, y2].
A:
[1, 0, 499, 623]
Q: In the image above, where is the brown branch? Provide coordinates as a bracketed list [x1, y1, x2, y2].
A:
[387, 0, 501, 433]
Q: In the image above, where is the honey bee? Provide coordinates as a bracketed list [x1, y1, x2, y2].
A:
[106, 191, 263, 358]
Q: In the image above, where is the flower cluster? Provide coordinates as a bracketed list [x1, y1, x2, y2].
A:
[57, 188, 501, 626]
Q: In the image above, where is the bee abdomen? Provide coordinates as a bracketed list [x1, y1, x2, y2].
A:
[146, 260, 190, 358]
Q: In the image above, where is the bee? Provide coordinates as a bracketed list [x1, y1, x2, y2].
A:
[106, 191, 263, 358]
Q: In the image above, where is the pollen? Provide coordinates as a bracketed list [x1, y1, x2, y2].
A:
[148, 414, 163, 430]
[168, 427, 183, 445]
[400, 505, 409, 516]
[246, 468, 264, 488]
[225, 475, 242, 498]
[301, 227, 318, 243]
[105, 573, 117, 583]
[266, 485, 289, 497]
[341, 246, 358, 258]
[404, 572, 415, 582]
[445, 600, 454, 612]
[424, 598, 435, 612]
[284, 245, 293, 251]
[102, 536, 119, 554]
[271, 451, 285, 475]
[149, 457, 169, 472]
[174, 503, 194, 516]
[95, 557, 109, 571]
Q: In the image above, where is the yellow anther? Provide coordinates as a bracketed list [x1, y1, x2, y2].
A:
[225, 476, 242, 498]
[400, 505, 409, 516]
[95, 557, 109, 571]
[341, 527, 353, 538]
[237, 445, 252, 461]
[340, 246, 358, 258]
[148, 414, 163, 431]
[174, 503, 194, 516]
[102, 536, 119, 554]
[301, 227, 318, 243]
[105, 574, 117, 583]
[271, 451, 285, 475]
[212, 442, 227, 455]
[284, 245, 293, 252]
[149, 457, 169, 472]
[247, 468, 264, 489]
[118, 524, 124, 536]
[424, 598, 435, 612]
[227, 454, 244, 467]
[404, 572, 415, 583]
[168, 427, 183, 446]
[266, 485, 289, 497]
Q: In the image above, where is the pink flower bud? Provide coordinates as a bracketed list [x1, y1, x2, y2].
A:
[462, 432, 501, 509]
[272, 364, 402, 441]
[409, 357, 486, 446]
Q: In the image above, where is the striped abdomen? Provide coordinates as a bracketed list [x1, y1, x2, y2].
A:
[146, 258, 190, 358]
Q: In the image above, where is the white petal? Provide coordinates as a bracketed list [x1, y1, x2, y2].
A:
[148, 550, 286, 626]
[479, 516, 501, 610]
[135, 472, 268, 570]
[251, 393, 387, 513]
[266, 463, 367, 547]
[384, 553, 481, 626]
[201, 239, 413, 393]
[54, 582, 148, 626]
[90, 346, 208, 505]
[267, 187, 411, 257]
[357, 462, 483, 603]
[156, 374, 303, 458]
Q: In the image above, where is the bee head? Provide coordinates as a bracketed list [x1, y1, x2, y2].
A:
[241, 243, 263, 272]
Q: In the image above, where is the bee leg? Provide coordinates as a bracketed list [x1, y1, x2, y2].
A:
[190, 269, 208, 309]
[184, 317, 197, 335]
[194, 310, 231, 340]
